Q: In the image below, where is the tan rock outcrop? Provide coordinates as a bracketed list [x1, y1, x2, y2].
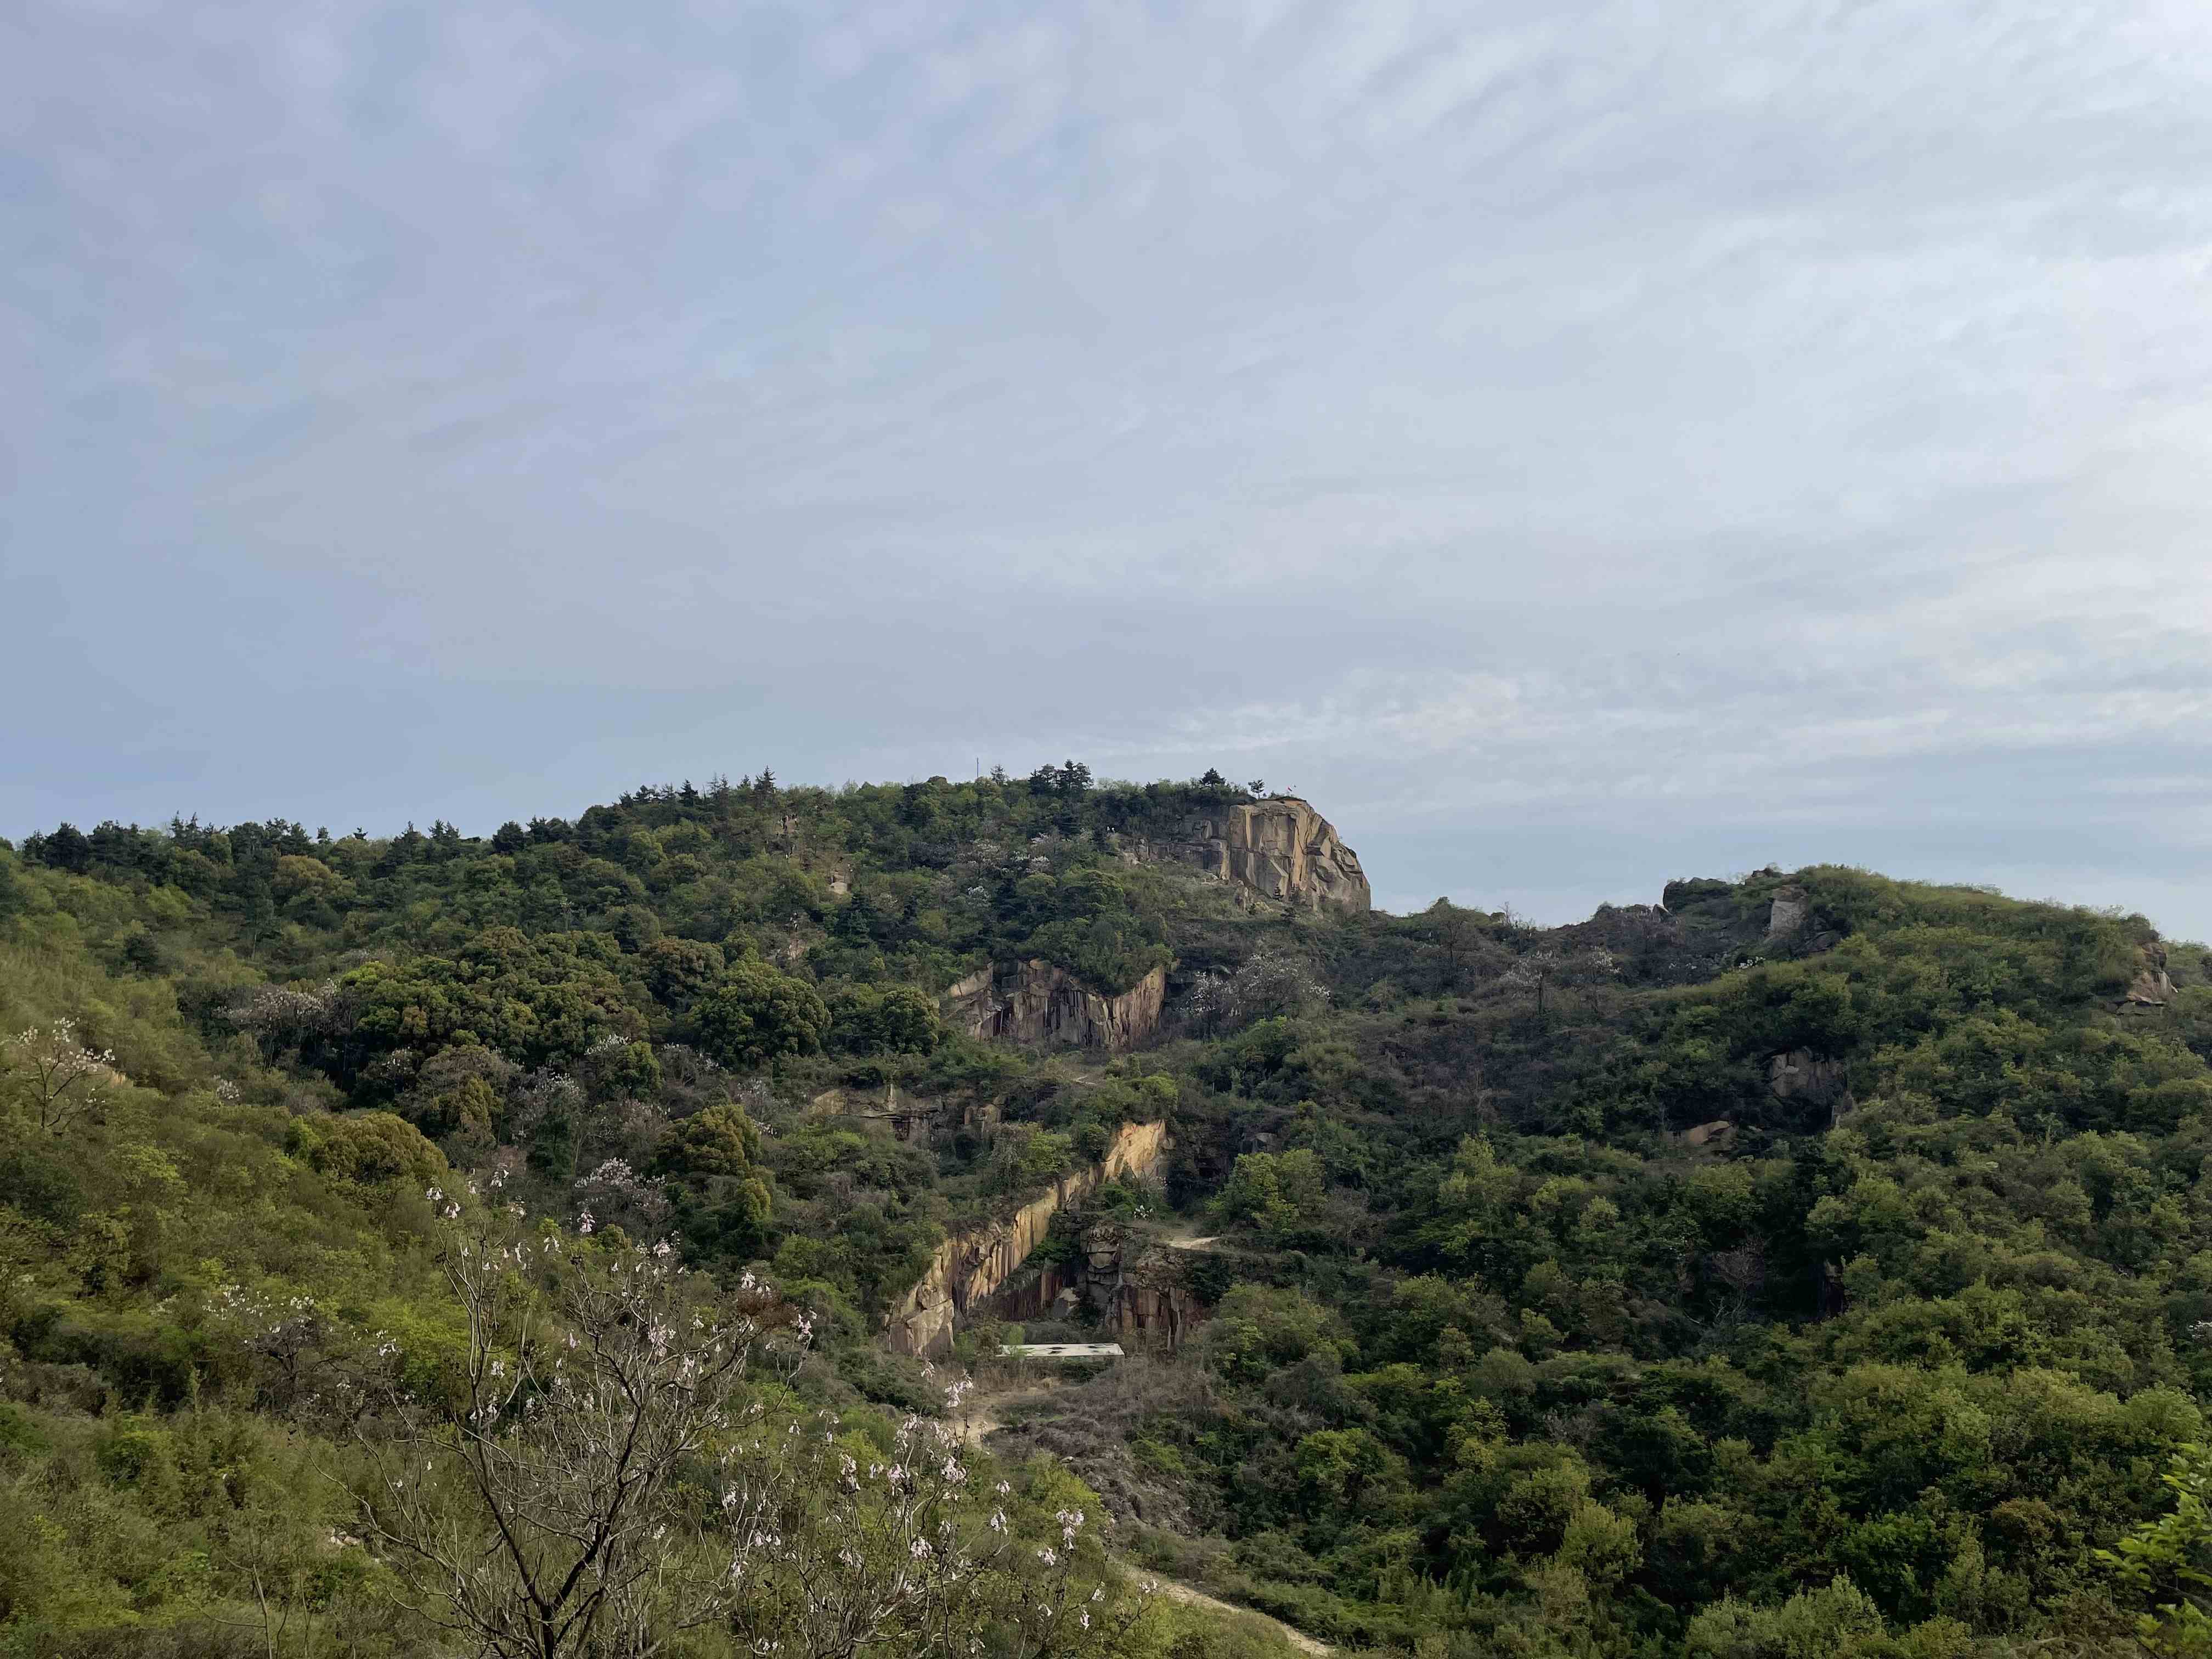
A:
[943, 961, 1165, 1050]
[882, 1120, 1172, 1358]
[1679, 1119, 1736, 1152]
[1122, 798, 1369, 913]
[2121, 943, 2177, 1013]
[1108, 1245, 1201, 1352]
[912, 1202, 1205, 1355]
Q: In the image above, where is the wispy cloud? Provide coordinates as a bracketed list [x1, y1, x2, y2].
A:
[5, 0, 2212, 934]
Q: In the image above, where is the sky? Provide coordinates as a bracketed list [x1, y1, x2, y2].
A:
[5, 1, 2212, 937]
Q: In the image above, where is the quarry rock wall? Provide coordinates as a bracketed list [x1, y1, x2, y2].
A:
[882, 1119, 1172, 1358]
[1120, 797, 1369, 914]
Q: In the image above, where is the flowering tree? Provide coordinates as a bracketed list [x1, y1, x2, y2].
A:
[211, 1283, 342, 1416]
[728, 1394, 1144, 1658]
[353, 1194, 808, 1659]
[573, 1156, 671, 1233]
[224, 982, 338, 1062]
[1186, 946, 1328, 1035]
[5, 1018, 116, 1134]
[355, 1193, 1144, 1658]
[1502, 947, 1616, 1024]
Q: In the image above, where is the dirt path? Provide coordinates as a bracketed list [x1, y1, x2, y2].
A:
[954, 1387, 1051, 1451]
[959, 1386, 1330, 1656]
[1131, 1568, 1333, 1656]
[1160, 1220, 1220, 1251]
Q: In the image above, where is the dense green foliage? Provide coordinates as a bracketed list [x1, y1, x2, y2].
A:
[1010, 870, 2212, 1656]
[12, 771, 2212, 1656]
[0, 797, 1296, 1659]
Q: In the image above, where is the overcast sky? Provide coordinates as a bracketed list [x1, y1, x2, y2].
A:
[7, 1, 2212, 936]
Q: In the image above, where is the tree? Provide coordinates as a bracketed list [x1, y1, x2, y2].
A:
[652, 1101, 765, 1183]
[2103, 1441, 2212, 1656]
[1426, 899, 1491, 989]
[414, 1074, 500, 1148]
[291, 1110, 449, 1189]
[1503, 946, 1617, 1025]
[1216, 1148, 1329, 1243]
[580, 1037, 662, 1102]
[638, 937, 725, 1014]
[827, 983, 946, 1056]
[329, 929, 645, 1090]
[28, 821, 92, 873]
[1503, 949, 1562, 1023]
[690, 961, 830, 1073]
[355, 1216, 806, 1659]
[358, 1206, 1145, 1659]
[1681, 1573, 1960, 1658]
[1187, 945, 1327, 1033]
[4, 1019, 117, 1134]
[1028, 761, 1092, 797]
[227, 981, 338, 1062]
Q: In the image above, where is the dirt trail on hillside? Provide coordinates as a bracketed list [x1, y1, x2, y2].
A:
[960, 1385, 1330, 1655]
[955, 1392, 1035, 1450]
[1131, 1569, 1332, 1655]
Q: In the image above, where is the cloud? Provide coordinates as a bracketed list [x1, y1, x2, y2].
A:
[5, 0, 2212, 936]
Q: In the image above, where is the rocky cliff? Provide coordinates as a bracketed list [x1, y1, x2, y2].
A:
[882, 1119, 1172, 1358]
[988, 1220, 1204, 1353]
[2121, 943, 2178, 1013]
[1121, 797, 1369, 914]
[943, 961, 1166, 1050]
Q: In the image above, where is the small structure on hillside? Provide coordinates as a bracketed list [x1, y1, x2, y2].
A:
[998, 1343, 1125, 1359]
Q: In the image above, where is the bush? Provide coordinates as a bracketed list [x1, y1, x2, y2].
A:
[689, 962, 831, 1071]
[287, 1111, 445, 1190]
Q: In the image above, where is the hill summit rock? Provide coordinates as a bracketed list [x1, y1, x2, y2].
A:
[1120, 795, 1369, 913]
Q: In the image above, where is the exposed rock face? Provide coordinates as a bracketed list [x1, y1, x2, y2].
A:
[2121, 943, 2177, 1013]
[806, 1081, 997, 1142]
[1680, 1119, 1736, 1152]
[1769, 1048, 1855, 1126]
[1107, 1244, 1201, 1351]
[985, 1222, 1204, 1353]
[882, 1120, 1172, 1358]
[1122, 798, 1369, 913]
[1765, 887, 1809, 940]
[1768, 1049, 1849, 1105]
[943, 961, 1165, 1051]
[1654, 874, 1838, 968]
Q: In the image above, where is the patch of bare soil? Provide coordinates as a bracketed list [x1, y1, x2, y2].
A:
[1157, 1217, 1221, 1251]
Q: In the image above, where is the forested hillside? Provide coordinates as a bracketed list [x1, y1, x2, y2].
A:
[7, 767, 2212, 1657]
